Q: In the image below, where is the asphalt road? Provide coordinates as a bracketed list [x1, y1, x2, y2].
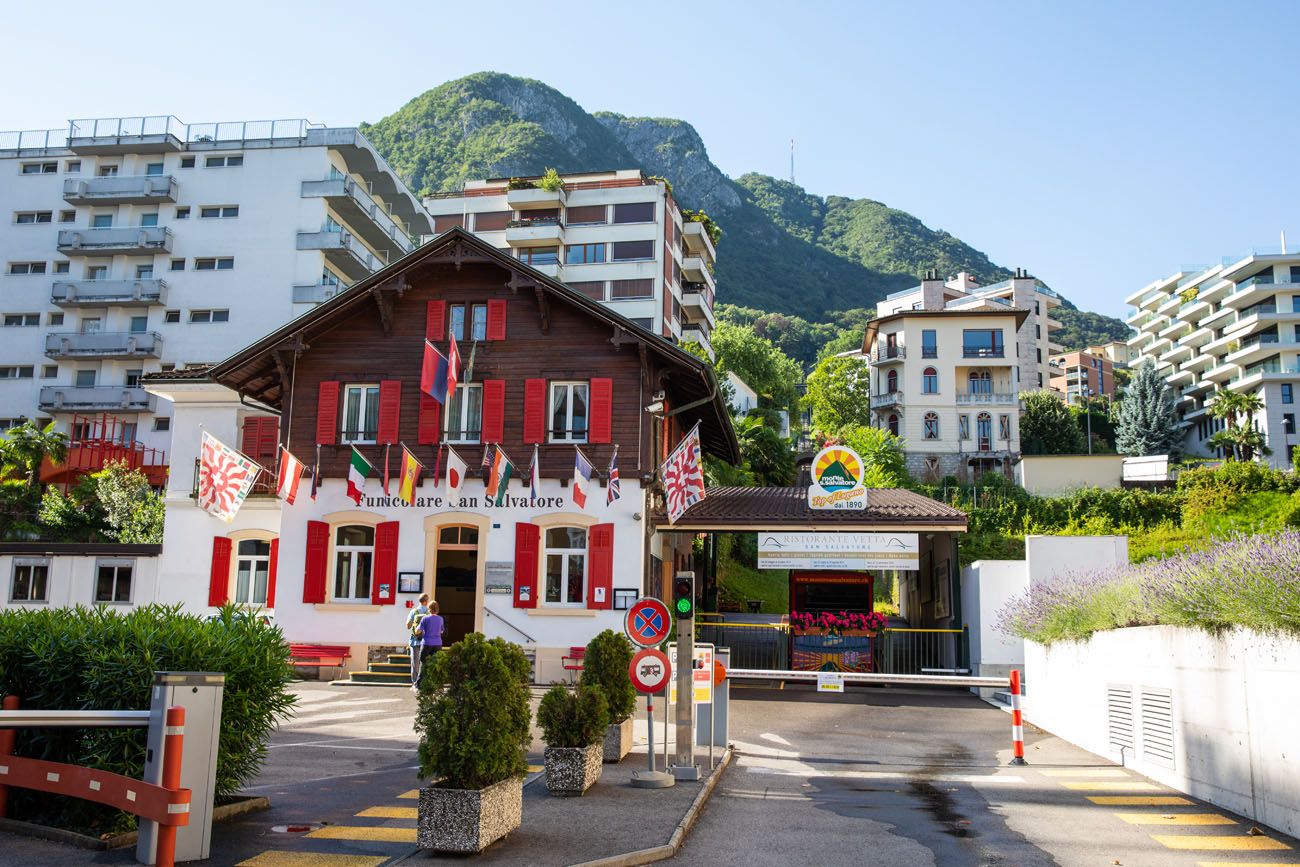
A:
[673, 684, 1300, 867]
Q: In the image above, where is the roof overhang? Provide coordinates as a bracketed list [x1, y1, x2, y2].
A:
[649, 486, 968, 533]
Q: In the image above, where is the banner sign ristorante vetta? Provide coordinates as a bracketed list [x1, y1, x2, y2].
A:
[757, 531, 920, 571]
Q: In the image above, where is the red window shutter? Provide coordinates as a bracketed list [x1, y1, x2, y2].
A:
[523, 378, 546, 444]
[303, 520, 329, 604]
[208, 536, 232, 607]
[377, 380, 401, 445]
[426, 300, 446, 341]
[316, 381, 340, 446]
[513, 522, 540, 609]
[372, 521, 399, 606]
[417, 392, 442, 445]
[241, 417, 279, 466]
[486, 298, 507, 341]
[266, 538, 279, 609]
[482, 380, 505, 443]
[589, 378, 613, 443]
[587, 523, 614, 610]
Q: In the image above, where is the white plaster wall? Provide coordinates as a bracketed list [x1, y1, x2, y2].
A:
[1025, 534, 1128, 584]
[1014, 454, 1125, 495]
[1026, 627, 1300, 839]
[0, 554, 159, 610]
[960, 559, 1027, 672]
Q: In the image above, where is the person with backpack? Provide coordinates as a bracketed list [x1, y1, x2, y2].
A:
[405, 593, 431, 690]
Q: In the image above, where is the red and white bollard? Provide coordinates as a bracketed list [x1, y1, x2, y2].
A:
[155, 706, 186, 867]
[1008, 669, 1027, 766]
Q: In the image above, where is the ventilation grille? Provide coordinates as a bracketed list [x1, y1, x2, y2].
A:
[1107, 685, 1135, 753]
[1140, 688, 1175, 769]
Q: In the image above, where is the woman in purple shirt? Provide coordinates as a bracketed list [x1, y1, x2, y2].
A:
[416, 600, 445, 675]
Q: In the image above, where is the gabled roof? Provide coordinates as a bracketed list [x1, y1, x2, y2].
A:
[206, 228, 739, 462]
[862, 306, 1031, 353]
[649, 486, 967, 531]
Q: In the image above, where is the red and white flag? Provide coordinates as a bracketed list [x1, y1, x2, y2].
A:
[572, 448, 593, 509]
[662, 423, 706, 525]
[445, 446, 467, 505]
[447, 332, 461, 401]
[276, 446, 305, 505]
[198, 431, 262, 523]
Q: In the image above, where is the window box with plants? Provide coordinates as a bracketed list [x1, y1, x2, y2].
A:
[788, 611, 888, 673]
[537, 682, 609, 797]
[580, 630, 637, 762]
[414, 634, 532, 853]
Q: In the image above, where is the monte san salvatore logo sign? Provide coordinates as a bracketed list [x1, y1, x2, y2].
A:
[808, 445, 868, 510]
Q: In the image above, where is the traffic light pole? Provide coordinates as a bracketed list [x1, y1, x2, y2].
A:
[671, 571, 698, 781]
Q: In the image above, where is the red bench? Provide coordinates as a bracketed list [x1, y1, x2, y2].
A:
[289, 643, 351, 668]
[562, 646, 585, 683]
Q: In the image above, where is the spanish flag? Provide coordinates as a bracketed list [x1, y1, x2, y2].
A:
[397, 446, 423, 507]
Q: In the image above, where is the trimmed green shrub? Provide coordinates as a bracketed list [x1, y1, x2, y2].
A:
[0, 604, 295, 835]
[579, 630, 635, 724]
[415, 634, 531, 789]
[537, 684, 609, 748]
[1284, 495, 1300, 529]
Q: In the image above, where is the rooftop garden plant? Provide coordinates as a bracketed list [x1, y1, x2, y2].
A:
[536, 167, 564, 192]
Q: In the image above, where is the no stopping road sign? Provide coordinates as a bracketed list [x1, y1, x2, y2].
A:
[629, 648, 672, 694]
[624, 597, 672, 647]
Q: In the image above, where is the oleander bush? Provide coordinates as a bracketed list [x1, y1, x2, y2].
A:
[0, 604, 295, 835]
[579, 630, 635, 724]
[537, 683, 609, 749]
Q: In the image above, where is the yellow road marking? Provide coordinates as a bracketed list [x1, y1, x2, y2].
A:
[1040, 768, 1130, 778]
[397, 789, 419, 799]
[306, 826, 417, 843]
[356, 806, 417, 819]
[1089, 796, 1194, 806]
[1153, 835, 1290, 851]
[237, 854, 386, 867]
[528, 764, 544, 773]
[1061, 781, 1162, 791]
[1117, 813, 1236, 826]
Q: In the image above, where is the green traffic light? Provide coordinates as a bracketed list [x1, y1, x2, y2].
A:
[676, 598, 691, 614]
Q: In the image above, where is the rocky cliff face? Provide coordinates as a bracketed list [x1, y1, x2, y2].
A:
[595, 113, 742, 214]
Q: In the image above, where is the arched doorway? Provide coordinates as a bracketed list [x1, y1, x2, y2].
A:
[434, 524, 480, 645]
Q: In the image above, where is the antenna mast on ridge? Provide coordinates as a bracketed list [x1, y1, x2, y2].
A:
[790, 138, 796, 184]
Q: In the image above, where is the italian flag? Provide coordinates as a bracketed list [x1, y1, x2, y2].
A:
[486, 445, 515, 507]
[347, 447, 373, 505]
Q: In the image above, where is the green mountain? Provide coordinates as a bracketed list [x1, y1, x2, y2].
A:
[361, 71, 1126, 342]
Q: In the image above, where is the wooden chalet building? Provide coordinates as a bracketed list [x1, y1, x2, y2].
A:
[144, 229, 737, 680]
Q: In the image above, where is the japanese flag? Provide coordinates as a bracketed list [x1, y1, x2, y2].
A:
[445, 446, 467, 506]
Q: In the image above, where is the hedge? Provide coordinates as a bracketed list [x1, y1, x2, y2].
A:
[0, 604, 295, 835]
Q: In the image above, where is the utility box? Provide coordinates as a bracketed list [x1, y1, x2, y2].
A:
[137, 672, 225, 865]
[696, 647, 730, 749]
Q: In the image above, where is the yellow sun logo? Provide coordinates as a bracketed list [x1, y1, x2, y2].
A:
[813, 448, 862, 491]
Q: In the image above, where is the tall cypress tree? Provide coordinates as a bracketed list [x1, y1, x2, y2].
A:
[1115, 360, 1182, 457]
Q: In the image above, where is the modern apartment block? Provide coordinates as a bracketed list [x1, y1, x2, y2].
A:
[861, 298, 1028, 482]
[0, 115, 429, 476]
[1126, 247, 1300, 469]
[1048, 349, 1115, 404]
[876, 268, 1063, 390]
[421, 169, 717, 355]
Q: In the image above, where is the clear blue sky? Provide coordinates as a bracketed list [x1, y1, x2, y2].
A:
[4, 0, 1297, 317]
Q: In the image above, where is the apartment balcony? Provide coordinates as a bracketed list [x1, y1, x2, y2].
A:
[292, 281, 348, 304]
[1229, 363, 1300, 390]
[1182, 351, 1216, 373]
[680, 282, 715, 326]
[51, 279, 167, 308]
[39, 386, 153, 413]
[681, 256, 716, 291]
[506, 186, 565, 210]
[955, 393, 1018, 406]
[45, 331, 162, 360]
[301, 177, 414, 260]
[682, 220, 717, 262]
[869, 392, 903, 409]
[67, 116, 185, 155]
[1159, 343, 1193, 365]
[296, 230, 385, 282]
[1157, 318, 1190, 341]
[681, 326, 713, 358]
[1226, 335, 1298, 367]
[1137, 289, 1168, 311]
[57, 227, 172, 256]
[63, 174, 178, 206]
[1183, 325, 1214, 348]
[961, 347, 1008, 360]
[1223, 277, 1297, 310]
[867, 347, 906, 364]
[1204, 359, 1238, 384]
[1167, 368, 1195, 388]
[504, 218, 564, 247]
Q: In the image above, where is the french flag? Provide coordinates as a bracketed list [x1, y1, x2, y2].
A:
[421, 340, 450, 405]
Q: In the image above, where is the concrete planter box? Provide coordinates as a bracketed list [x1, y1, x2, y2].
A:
[544, 743, 603, 796]
[417, 775, 523, 853]
[602, 717, 634, 763]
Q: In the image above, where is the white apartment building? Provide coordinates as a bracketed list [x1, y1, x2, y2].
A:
[422, 169, 717, 355]
[0, 115, 429, 480]
[1125, 247, 1300, 469]
[877, 268, 1063, 390]
[862, 303, 1028, 482]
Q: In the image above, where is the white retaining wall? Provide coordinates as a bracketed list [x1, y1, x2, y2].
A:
[1026, 627, 1300, 838]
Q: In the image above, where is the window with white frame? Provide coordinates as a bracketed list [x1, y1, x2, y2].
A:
[543, 526, 587, 605]
[445, 383, 482, 443]
[94, 560, 133, 603]
[923, 412, 940, 440]
[234, 538, 271, 605]
[342, 384, 380, 443]
[8, 262, 46, 275]
[10, 559, 49, 602]
[3, 314, 39, 327]
[15, 211, 52, 224]
[194, 257, 234, 271]
[21, 162, 57, 174]
[189, 309, 230, 323]
[333, 525, 374, 602]
[0, 366, 34, 379]
[549, 381, 589, 443]
[448, 303, 487, 342]
[200, 206, 239, 219]
[205, 155, 244, 167]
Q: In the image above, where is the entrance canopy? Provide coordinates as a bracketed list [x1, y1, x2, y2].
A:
[649, 486, 967, 533]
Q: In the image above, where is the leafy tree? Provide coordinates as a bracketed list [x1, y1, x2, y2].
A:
[709, 320, 803, 418]
[1020, 390, 1086, 455]
[1, 420, 68, 492]
[1114, 360, 1182, 458]
[36, 462, 163, 544]
[805, 354, 870, 434]
[736, 416, 795, 486]
[1069, 397, 1117, 453]
[1207, 390, 1267, 461]
[836, 424, 909, 488]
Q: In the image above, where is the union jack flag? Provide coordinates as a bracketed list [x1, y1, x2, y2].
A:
[661, 423, 705, 524]
[606, 444, 621, 505]
[198, 431, 262, 522]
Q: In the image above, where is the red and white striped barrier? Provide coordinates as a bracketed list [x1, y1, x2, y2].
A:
[1009, 669, 1028, 766]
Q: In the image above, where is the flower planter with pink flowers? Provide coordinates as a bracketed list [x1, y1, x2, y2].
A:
[789, 611, 887, 673]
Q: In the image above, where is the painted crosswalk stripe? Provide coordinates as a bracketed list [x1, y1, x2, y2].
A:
[528, 764, 544, 773]
[237, 853, 386, 866]
[1040, 768, 1131, 778]
[1088, 796, 1194, 806]
[1060, 781, 1162, 791]
[306, 826, 417, 843]
[398, 789, 419, 799]
[1152, 835, 1290, 851]
[1116, 813, 1236, 826]
[356, 806, 417, 819]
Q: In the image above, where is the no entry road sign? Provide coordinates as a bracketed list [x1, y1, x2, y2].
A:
[629, 648, 672, 694]
[625, 597, 672, 647]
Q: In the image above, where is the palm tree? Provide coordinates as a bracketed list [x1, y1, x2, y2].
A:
[0, 420, 68, 491]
